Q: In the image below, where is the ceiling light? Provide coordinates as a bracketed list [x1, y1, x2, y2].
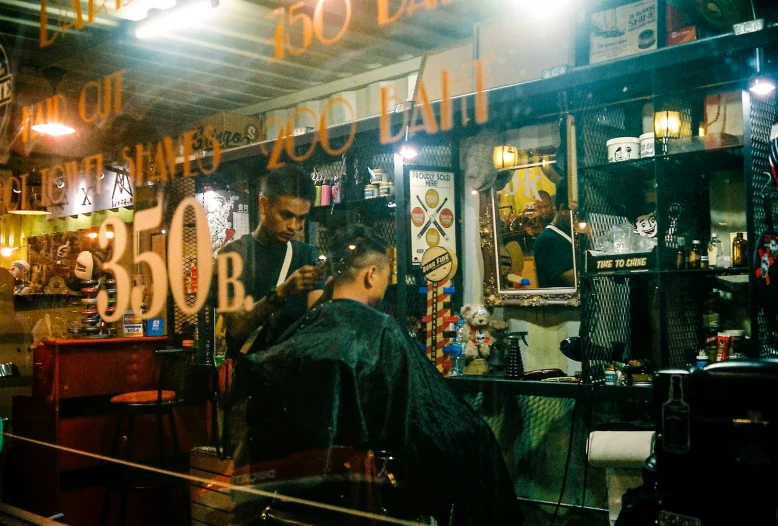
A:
[399, 144, 418, 159]
[116, 0, 177, 21]
[135, 0, 218, 39]
[0, 247, 17, 258]
[518, 0, 572, 20]
[31, 123, 75, 136]
[749, 47, 776, 97]
[9, 191, 50, 216]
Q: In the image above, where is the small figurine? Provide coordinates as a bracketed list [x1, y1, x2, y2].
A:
[10, 260, 31, 295]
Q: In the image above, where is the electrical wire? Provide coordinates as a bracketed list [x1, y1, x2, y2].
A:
[580, 384, 598, 525]
[551, 381, 582, 525]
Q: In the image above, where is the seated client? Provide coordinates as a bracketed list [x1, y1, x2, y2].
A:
[231, 224, 522, 525]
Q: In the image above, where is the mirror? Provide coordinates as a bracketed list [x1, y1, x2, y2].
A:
[480, 141, 580, 307]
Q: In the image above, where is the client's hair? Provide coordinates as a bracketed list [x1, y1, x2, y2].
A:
[326, 224, 389, 283]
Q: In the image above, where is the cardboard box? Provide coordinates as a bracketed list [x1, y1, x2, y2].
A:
[586, 249, 656, 274]
[590, 0, 659, 65]
[190, 112, 261, 151]
[667, 26, 697, 46]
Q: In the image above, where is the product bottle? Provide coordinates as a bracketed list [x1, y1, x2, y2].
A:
[321, 176, 331, 206]
[732, 232, 747, 267]
[451, 319, 467, 376]
[707, 233, 721, 267]
[314, 178, 323, 207]
[675, 237, 686, 269]
[332, 174, 341, 204]
[688, 240, 702, 269]
[695, 350, 709, 369]
[702, 289, 719, 359]
[364, 181, 378, 199]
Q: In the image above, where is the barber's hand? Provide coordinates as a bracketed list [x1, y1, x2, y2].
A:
[278, 265, 321, 298]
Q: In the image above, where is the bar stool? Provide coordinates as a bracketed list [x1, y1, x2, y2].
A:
[100, 347, 193, 526]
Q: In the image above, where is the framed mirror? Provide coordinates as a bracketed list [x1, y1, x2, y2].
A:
[480, 141, 580, 307]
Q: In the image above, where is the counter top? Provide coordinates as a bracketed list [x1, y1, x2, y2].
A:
[40, 336, 168, 346]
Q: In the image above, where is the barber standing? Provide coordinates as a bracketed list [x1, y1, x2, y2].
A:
[220, 165, 324, 356]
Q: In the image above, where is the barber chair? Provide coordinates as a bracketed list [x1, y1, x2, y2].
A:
[617, 359, 778, 525]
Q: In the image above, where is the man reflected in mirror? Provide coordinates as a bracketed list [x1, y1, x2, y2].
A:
[534, 177, 575, 288]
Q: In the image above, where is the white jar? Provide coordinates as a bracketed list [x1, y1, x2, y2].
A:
[606, 137, 640, 162]
[639, 132, 655, 158]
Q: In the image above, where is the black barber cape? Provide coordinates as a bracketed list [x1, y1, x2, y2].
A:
[234, 299, 522, 525]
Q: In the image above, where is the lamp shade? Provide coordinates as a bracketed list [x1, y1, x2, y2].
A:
[493, 146, 518, 170]
[654, 111, 681, 138]
[9, 189, 50, 216]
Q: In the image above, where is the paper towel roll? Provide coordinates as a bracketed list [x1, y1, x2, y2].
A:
[587, 431, 655, 468]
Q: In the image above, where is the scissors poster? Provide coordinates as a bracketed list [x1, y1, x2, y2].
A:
[409, 170, 457, 266]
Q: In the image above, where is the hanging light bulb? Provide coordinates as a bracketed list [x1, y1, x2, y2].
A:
[748, 48, 776, 97]
[398, 126, 418, 160]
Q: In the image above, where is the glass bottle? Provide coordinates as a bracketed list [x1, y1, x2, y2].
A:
[732, 232, 747, 267]
[707, 233, 722, 267]
[687, 240, 702, 269]
[675, 237, 686, 269]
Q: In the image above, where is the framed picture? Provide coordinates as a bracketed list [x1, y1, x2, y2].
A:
[588, 0, 662, 65]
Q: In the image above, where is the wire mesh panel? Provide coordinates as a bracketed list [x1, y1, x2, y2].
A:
[579, 90, 634, 382]
[416, 144, 453, 168]
[372, 152, 395, 182]
[662, 276, 703, 367]
[749, 93, 778, 356]
[167, 178, 198, 338]
[580, 277, 632, 382]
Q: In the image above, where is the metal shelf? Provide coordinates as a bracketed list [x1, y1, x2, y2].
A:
[307, 196, 396, 223]
[583, 146, 745, 177]
[445, 376, 653, 402]
[584, 267, 749, 279]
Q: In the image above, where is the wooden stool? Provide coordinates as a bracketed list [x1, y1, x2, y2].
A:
[100, 348, 192, 526]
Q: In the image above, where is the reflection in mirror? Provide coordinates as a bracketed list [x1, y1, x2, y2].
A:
[480, 123, 579, 307]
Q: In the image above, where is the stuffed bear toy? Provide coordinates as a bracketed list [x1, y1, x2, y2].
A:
[460, 303, 507, 361]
